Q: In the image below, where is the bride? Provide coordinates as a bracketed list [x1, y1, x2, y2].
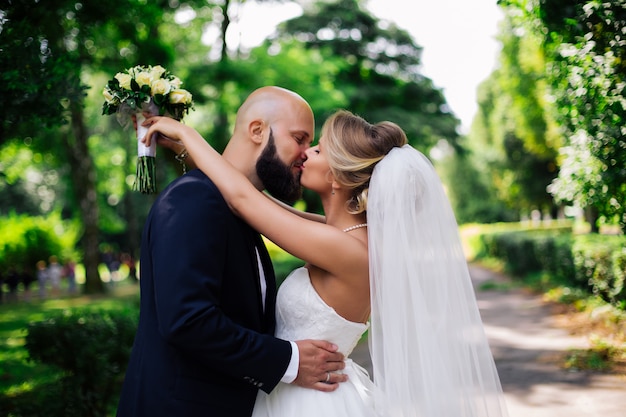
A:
[142, 109, 509, 417]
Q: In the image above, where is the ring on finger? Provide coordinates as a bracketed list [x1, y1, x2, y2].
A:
[325, 371, 330, 383]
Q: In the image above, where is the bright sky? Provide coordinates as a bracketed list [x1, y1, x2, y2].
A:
[224, 0, 504, 134]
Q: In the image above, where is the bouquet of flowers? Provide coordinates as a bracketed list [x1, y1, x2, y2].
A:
[102, 64, 194, 194]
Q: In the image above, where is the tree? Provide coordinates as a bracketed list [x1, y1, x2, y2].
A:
[468, 8, 562, 218]
[0, 1, 185, 292]
[272, 0, 460, 153]
[546, 1, 626, 232]
[500, 0, 626, 232]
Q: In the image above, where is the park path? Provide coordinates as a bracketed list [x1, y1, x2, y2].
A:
[350, 264, 626, 417]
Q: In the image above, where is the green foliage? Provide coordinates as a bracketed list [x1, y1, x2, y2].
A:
[573, 234, 626, 304]
[1, 0, 190, 294]
[471, 223, 626, 307]
[0, 212, 79, 272]
[564, 337, 624, 372]
[480, 229, 575, 281]
[2, 0, 471, 291]
[233, 40, 349, 131]
[24, 308, 138, 417]
[501, 0, 626, 232]
[470, 10, 561, 214]
[437, 148, 516, 224]
[274, 0, 460, 152]
[0, 286, 141, 412]
[0, 140, 63, 216]
[265, 238, 305, 286]
[0, 12, 72, 139]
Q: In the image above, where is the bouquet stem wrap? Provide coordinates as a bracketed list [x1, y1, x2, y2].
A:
[133, 101, 158, 194]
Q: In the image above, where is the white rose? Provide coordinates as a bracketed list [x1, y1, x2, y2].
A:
[151, 78, 171, 96]
[135, 71, 153, 88]
[115, 73, 132, 90]
[150, 65, 167, 79]
[170, 76, 182, 89]
[103, 88, 115, 103]
[169, 89, 192, 105]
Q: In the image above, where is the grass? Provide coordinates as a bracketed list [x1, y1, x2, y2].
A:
[0, 248, 292, 412]
[548, 295, 626, 374]
[564, 340, 626, 373]
[0, 281, 139, 399]
[3, 237, 625, 412]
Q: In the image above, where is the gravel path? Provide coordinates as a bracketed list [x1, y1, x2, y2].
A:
[350, 264, 626, 416]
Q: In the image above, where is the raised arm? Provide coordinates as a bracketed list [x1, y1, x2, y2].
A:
[144, 118, 325, 224]
[264, 193, 326, 223]
[142, 117, 365, 278]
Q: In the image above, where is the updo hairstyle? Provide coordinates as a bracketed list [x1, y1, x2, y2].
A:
[322, 110, 408, 214]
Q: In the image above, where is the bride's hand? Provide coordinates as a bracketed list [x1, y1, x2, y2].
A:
[141, 117, 198, 169]
[140, 116, 186, 147]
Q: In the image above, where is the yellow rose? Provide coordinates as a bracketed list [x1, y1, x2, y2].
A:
[115, 73, 132, 90]
[103, 87, 115, 103]
[150, 65, 167, 79]
[169, 89, 192, 105]
[135, 71, 153, 88]
[151, 78, 171, 96]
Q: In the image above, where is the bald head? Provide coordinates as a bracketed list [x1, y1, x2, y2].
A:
[233, 86, 312, 135]
[223, 86, 315, 193]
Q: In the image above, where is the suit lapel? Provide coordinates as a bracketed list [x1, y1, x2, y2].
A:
[252, 233, 277, 334]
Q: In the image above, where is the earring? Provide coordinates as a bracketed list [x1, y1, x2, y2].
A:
[332, 189, 335, 195]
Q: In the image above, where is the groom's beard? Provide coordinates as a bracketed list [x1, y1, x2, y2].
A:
[256, 130, 303, 205]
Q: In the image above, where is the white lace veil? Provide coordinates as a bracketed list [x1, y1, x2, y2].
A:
[367, 145, 509, 417]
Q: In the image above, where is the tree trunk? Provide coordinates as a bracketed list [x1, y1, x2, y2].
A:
[123, 136, 141, 275]
[584, 205, 600, 234]
[66, 99, 105, 294]
[212, 0, 232, 150]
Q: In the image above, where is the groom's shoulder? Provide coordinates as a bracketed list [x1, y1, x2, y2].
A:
[159, 169, 224, 202]
[170, 169, 216, 190]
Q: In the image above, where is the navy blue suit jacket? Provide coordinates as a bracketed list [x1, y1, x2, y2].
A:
[116, 169, 292, 417]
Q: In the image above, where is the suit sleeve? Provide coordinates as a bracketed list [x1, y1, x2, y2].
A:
[147, 174, 292, 392]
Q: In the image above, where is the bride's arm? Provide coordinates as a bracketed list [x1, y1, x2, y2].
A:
[134, 113, 198, 170]
[148, 117, 325, 224]
[142, 117, 365, 277]
[264, 193, 326, 223]
[156, 135, 198, 171]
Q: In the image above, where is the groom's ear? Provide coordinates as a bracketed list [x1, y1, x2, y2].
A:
[249, 119, 267, 145]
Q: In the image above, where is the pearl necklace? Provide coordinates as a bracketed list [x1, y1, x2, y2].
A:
[342, 223, 368, 232]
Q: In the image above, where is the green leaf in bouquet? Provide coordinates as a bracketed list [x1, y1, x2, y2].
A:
[108, 79, 120, 90]
[153, 94, 165, 106]
[126, 98, 136, 110]
[102, 103, 117, 115]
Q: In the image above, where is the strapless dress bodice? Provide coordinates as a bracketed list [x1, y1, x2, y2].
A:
[275, 267, 369, 357]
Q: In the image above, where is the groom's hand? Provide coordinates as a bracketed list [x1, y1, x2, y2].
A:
[293, 340, 348, 392]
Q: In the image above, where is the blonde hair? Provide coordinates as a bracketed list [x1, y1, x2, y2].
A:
[323, 110, 408, 213]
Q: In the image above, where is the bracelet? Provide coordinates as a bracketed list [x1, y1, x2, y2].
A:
[175, 148, 189, 173]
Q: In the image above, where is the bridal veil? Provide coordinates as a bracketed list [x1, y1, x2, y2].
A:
[367, 145, 509, 417]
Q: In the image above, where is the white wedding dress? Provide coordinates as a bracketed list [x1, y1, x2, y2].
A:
[253, 146, 508, 417]
[252, 267, 381, 417]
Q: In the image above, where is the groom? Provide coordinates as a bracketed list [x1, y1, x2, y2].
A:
[116, 87, 346, 417]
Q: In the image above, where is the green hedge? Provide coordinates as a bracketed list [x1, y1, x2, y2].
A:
[0, 212, 80, 272]
[573, 235, 626, 306]
[473, 226, 626, 308]
[22, 308, 138, 417]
